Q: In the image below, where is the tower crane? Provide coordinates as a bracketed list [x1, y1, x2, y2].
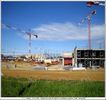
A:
[1, 24, 38, 57]
[79, 10, 96, 49]
[87, 1, 105, 7]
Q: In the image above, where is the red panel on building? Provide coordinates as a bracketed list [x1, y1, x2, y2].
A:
[64, 57, 72, 65]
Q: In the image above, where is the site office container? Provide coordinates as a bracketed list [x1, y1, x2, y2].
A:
[64, 57, 72, 65]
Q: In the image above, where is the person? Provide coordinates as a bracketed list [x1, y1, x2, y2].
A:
[7, 65, 9, 69]
[45, 66, 48, 70]
[75, 63, 77, 67]
[15, 64, 17, 68]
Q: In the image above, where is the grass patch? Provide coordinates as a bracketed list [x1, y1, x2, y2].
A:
[1, 77, 105, 97]
[1, 77, 29, 97]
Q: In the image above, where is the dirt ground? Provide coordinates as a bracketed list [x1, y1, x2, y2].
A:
[2, 69, 105, 81]
[1, 61, 105, 81]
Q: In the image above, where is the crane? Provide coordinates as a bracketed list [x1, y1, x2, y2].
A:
[79, 10, 96, 49]
[1, 24, 38, 57]
[87, 1, 105, 7]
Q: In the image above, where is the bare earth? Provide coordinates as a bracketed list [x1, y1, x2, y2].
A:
[1, 61, 105, 81]
[2, 69, 104, 81]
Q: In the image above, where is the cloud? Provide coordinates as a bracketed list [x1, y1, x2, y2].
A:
[24, 22, 105, 41]
[91, 25, 105, 37]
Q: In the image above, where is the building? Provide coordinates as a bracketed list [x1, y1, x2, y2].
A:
[63, 52, 74, 66]
[74, 48, 105, 68]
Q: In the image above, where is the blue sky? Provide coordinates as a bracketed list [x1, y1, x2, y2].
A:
[1, 1, 105, 55]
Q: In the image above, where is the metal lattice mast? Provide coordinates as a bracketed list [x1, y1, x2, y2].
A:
[88, 16, 91, 49]
[79, 10, 96, 49]
[29, 33, 31, 55]
[1, 24, 38, 56]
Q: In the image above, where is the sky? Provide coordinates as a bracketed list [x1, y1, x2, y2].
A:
[1, 1, 105, 55]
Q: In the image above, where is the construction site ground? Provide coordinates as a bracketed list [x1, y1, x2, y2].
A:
[1, 61, 105, 81]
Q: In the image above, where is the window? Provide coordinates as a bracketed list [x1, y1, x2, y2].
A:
[100, 52, 103, 57]
[84, 51, 89, 57]
[77, 51, 81, 58]
[92, 51, 96, 57]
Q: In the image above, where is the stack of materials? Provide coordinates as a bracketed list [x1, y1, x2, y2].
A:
[33, 65, 46, 70]
[47, 65, 64, 70]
